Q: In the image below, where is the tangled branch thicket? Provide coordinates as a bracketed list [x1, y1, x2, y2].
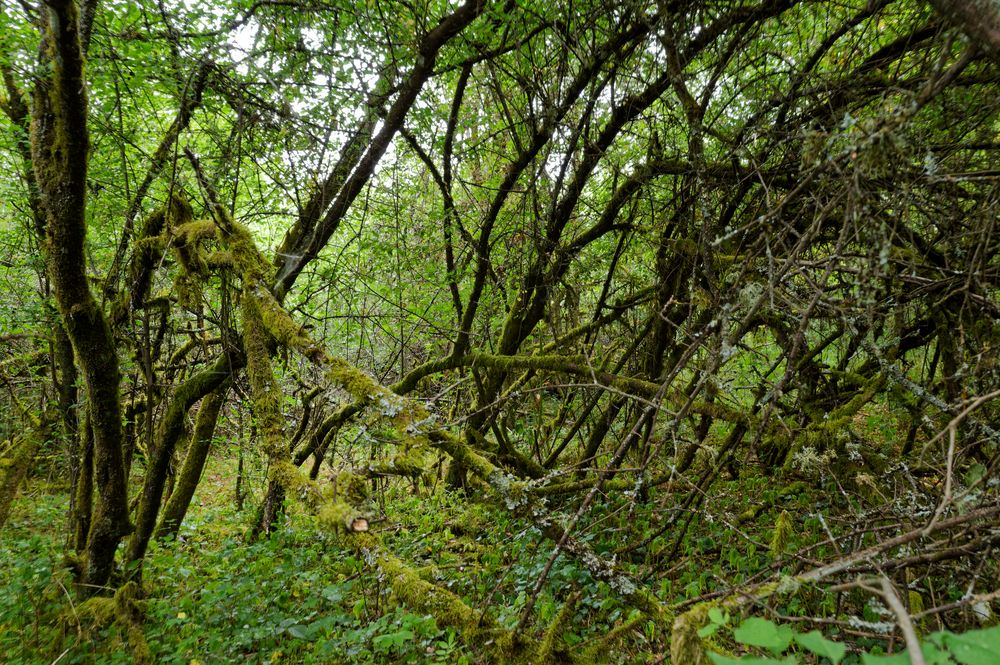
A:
[0, 0, 998, 661]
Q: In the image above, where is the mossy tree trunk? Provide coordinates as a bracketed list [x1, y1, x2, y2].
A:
[154, 382, 229, 541]
[2, 48, 81, 546]
[73, 414, 95, 552]
[31, 0, 131, 592]
[125, 355, 235, 568]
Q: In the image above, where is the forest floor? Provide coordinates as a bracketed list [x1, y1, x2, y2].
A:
[1, 419, 991, 664]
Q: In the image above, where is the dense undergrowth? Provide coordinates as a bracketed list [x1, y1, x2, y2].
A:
[2, 0, 999, 662]
[3, 409, 996, 664]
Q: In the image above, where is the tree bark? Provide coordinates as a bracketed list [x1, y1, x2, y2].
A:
[154, 382, 229, 541]
[31, 0, 131, 592]
[928, 0, 1000, 63]
[127, 355, 235, 567]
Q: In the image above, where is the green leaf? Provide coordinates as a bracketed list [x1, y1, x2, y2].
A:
[698, 623, 721, 638]
[708, 607, 730, 625]
[287, 624, 309, 640]
[964, 464, 986, 486]
[321, 585, 344, 603]
[733, 617, 795, 654]
[709, 655, 797, 665]
[860, 642, 952, 665]
[860, 652, 912, 665]
[794, 630, 846, 664]
[373, 629, 415, 651]
[940, 625, 1000, 665]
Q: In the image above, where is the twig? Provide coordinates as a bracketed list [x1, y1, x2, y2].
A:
[877, 576, 924, 665]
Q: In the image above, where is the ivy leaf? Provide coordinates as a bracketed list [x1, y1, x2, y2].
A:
[794, 630, 846, 664]
[733, 617, 795, 655]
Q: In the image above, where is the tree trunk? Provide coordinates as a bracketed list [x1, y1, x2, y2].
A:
[127, 356, 234, 567]
[154, 382, 229, 541]
[31, 0, 131, 592]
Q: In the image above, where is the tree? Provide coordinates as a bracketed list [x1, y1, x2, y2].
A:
[0, 0, 997, 660]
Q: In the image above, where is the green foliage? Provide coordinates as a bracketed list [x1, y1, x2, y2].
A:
[0, 533, 70, 663]
[2, 0, 1000, 661]
[708, 616, 1000, 665]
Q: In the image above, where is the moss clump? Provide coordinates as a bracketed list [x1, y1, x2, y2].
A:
[0, 432, 39, 530]
[252, 286, 325, 363]
[114, 581, 151, 664]
[770, 510, 793, 557]
[670, 602, 717, 665]
[363, 448, 429, 482]
[63, 582, 149, 664]
[272, 460, 322, 505]
[335, 471, 370, 506]
[317, 500, 368, 533]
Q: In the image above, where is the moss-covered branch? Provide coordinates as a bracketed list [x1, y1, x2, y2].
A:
[429, 430, 670, 621]
[154, 381, 229, 541]
[127, 354, 235, 566]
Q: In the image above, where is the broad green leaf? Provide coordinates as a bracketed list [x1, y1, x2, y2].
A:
[286, 624, 309, 640]
[794, 630, 846, 664]
[861, 642, 952, 665]
[709, 654, 797, 665]
[940, 625, 1000, 665]
[698, 622, 721, 638]
[708, 606, 729, 625]
[860, 652, 911, 665]
[321, 585, 344, 603]
[733, 618, 795, 654]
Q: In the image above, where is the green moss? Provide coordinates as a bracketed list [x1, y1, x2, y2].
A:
[532, 593, 579, 664]
[780, 374, 887, 472]
[578, 612, 647, 663]
[241, 292, 286, 460]
[253, 287, 324, 362]
[272, 460, 323, 505]
[670, 603, 713, 665]
[60, 581, 149, 663]
[114, 582, 151, 664]
[770, 510, 793, 557]
[362, 447, 430, 482]
[335, 471, 370, 506]
[173, 218, 217, 243]
[0, 432, 39, 530]
[352, 532, 510, 643]
[71, 596, 116, 630]
[317, 500, 368, 533]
